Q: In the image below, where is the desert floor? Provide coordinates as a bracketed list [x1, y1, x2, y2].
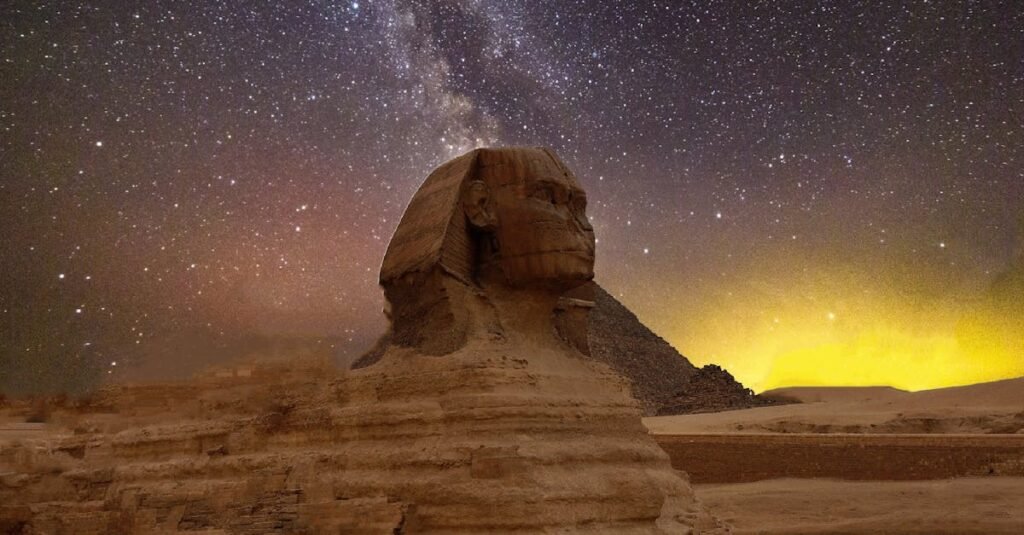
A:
[644, 378, 1024, 534]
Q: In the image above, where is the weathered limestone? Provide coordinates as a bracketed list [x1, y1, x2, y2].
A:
[0, 148, 726, 533]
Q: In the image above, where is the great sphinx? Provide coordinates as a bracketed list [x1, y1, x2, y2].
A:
[344, 147, 723, 532]
[0, 147, 723, 534]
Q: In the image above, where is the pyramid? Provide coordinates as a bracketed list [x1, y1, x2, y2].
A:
[588, 283, 769, 415]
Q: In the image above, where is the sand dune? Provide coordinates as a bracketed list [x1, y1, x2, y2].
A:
[645, 377, 1024, 434]
[763, 385, 908, 403]
[767, 377, 1024, 407]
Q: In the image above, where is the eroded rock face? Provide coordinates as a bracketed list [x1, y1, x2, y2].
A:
[0, 148, 726, 533]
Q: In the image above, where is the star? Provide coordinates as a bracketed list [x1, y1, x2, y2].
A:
[1, 1, 1019, 395]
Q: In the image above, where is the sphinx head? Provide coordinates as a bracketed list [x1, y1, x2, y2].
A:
[376, 147, 595, 355]
[464, 148, 595, 290]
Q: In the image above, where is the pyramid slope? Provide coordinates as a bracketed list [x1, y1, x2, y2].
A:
[588, 283, 768, 415]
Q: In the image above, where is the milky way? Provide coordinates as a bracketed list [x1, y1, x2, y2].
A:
[2, 1, 1022, 394]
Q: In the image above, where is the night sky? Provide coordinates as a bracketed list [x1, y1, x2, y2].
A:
[2, 1, 1022, 395]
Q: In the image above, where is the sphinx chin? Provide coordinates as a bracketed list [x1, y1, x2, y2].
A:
[495, 252, 595, 289]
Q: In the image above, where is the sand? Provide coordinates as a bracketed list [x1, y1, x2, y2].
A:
[646, 379, 1024, 533]
[696, 477, 1024, 534]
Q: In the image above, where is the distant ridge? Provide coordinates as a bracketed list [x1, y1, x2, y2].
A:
[649, 376, 1024, 435]
[762, 386, 909, 404]
[764, 377, 1024, 407]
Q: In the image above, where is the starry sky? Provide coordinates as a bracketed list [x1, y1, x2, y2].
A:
[2, 1, 1022, 395]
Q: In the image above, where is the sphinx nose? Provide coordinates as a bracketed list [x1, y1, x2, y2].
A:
[567, 208, 593, 232]
[571, 221, 595, 252]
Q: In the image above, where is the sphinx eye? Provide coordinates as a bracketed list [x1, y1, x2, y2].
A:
[571, 194, 587, 212]
[531, 186, 554, 203]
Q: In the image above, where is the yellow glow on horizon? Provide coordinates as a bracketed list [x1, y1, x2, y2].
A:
[674, 309, 1022, 393]
[759, 323, 1018, 391]
[662, 251, 1023, 393]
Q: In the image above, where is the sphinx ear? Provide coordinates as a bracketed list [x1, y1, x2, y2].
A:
[462, 180, 498, 231]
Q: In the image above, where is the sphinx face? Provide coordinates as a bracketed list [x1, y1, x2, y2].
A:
[485, 167, 596, 290]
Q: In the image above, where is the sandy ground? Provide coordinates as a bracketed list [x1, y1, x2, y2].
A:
[644, 377, 1024, 434]
[696, 477, 1024, 534]
[646, 379, 1024, 533]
